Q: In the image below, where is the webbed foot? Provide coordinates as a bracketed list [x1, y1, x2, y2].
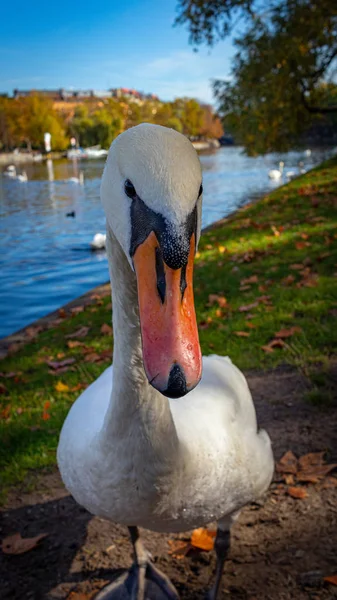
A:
[94, 561, 179, 599]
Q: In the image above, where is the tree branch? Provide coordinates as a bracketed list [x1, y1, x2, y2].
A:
[300, 90, 337, 114]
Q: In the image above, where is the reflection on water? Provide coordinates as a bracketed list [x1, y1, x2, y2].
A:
[0, 146, 333, 337]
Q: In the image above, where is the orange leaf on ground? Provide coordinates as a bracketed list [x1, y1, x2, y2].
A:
[245, 322, 256, 328]
[324, 576, 337, 586]
[282, 274, 295, 286]
[1, 532, 48, 555]
[47, 358, 76, 370]
[70, 306, 84, 316]
[290, 264, 304, 270]
[67, 340, 84, 349]
[84, 353, 102, 363]
[101, 323, 113, 335]
[298, 452, 325, 470]
[276, 451, 298, 475]
[298, 464, 337, 482]
[191, 528, 216, 551]
[234, 331, 250, 337]
[275, 326, 302, 339]
[59, 308, 66, 318]
[287, 486, 308, 499]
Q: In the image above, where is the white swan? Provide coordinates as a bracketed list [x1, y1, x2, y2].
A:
[90, 232, 106, 250]
[57, 124, 274, 600]
[67, 171, 84, 184]
[268, 161, 284, 179]
[3, 165, 17, 177]
[16, 170, 28, 182]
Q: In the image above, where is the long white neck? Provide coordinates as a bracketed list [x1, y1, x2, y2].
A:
[99, 225, 178, 460]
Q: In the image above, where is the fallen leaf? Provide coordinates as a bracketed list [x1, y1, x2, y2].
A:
[295, 242, 307, 250]
[70, 306, 84, 315]
[234, 331, 250, 337]
[101, 323, 113, 335]
[238, 302, 259, 312]
[298, 452, 325, 470]
[190, 528, 216, 551]
[0, 383, 7, 395]
[67, 340, 84, 349]
[240, 285, 251, 291]
[287, 486, 307, 499]
[84, 353, 102, 363]
[275, 326, 301, 339]
[290, 264, 304, 270]
[71, 383, 87, 392]
[1, 532, 48, 555]
[1, 405, 11, 419]
[261, 345, 274, 353]
[55, 381, 70, 393]
[168, 539, 191, 558]
[324, 575, 337, 586]
[47, 358, 76, 370]
[276, 451, 298, 475]
[241, 275, 258, 285]
[65, 327, 90, 339]
[245, 322, 256, 329]
[282, 275, 295, 286]
[284, 474, 295, 485]
[208, 294, 227, 308]
[298, 464, 337, 482]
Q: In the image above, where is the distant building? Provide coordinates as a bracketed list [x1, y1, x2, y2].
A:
[11, 88, 160, 103]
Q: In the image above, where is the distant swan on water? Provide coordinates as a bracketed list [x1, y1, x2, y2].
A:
[3, 165, 17, 177]
[67, 171, 84, 185]
[268, 161, 284, 180]
[90, 233, 106, 250]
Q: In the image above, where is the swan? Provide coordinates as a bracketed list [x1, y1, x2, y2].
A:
[90, 232, 106, 250]
[304, 149, 311, 157]
[268, 161, 284, 179]
[67, 171, 84, 184]
[3, 165, 17, 177]
[16, 170, 28, 182]
[57, 124, 274, 600]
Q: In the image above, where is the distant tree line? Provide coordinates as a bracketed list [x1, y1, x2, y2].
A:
[0, 94, 223, 152]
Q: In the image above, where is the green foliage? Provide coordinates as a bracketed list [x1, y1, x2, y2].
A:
[176, 0, 337, 154]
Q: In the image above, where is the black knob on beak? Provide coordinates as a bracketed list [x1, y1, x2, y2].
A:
[163, 364, 188, 398]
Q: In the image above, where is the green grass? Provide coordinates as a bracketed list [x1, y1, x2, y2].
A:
[0, 156, 336, 499]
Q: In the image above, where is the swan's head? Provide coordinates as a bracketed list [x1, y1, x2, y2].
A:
[101, 123, 203, 398]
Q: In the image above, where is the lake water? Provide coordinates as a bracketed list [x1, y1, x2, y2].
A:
[0, 146, 333, 338]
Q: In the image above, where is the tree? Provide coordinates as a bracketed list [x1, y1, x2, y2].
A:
[176, 0, 337, 154]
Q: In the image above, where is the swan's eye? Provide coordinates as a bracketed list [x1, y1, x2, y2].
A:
[198, 183, 203, 197]
[124, 179, 137, 199]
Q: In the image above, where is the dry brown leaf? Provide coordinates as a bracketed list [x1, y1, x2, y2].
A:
[168, 539, 191, 558]
[1, 404, 11, 419]
[71, 383, 87, 392]
[65, 326, 90, 339]
[275, 326, 302, 339]
[287, 486, 308, 499]
[1, 532, 48, 555]
[295, 241, 307, 250]
[101, 323, 113, 335]
[208, 294, 227, 308]
[59, 308, 66, 318]
[324, 575, 337, 586]
[234, 331, 250, 337]
[84, 353, 102, 363]
[67, 340, 84, 349]
[70, 306, 84, 316]
[47, 358, 76, 370]
[276, 451, 298, 475]
[191, 528, 216, 551]
[238, 302, 259, 312]
[240, 285, 251, 291]
[298, 464, 337, 481]
[241, 275, 258, 285]
[282, 274, 295, 286]
[269, 339, 286, 348]
[261, 345, 274, 353]
[298, 452, 325, 470]
[245, 322, 256, 329]
[290, 264, 304, 270]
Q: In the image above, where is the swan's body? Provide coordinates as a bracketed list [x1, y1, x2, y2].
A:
[57, 124, 273, 598]
[268, 161, 284, 180]
[16, 170, 28, 182]
[90, 232, 106, 250]
[3, 165, 17, 177]
[58, 356, 272, 533]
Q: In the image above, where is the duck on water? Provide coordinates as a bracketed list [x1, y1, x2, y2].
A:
[57, 124, 274, 600]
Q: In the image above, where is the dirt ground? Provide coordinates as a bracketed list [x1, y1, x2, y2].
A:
[1, 366, 337, 600]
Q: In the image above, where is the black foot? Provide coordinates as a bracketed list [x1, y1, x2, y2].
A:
[94, 562, 179, 600]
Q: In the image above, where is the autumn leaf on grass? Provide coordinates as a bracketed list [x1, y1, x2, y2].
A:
[261, 339, 286, 353]
[233, 331, 250, 337]
[65, 326, 90, 339]
[282, 274, 295, 286]
[208, 294, 227, 308]
[84, 353, 102, 363]
[275, 326, 301, 339]
[324, 576, 337, 586]
[238, 302, 259, 312]
[287, 486, 308, 499]
[2, 532, 48, 555]
[67, 340, 84, 349]
[276, 451, 298, 475]
[70, 306, 84, 316]
[47, 358, 76, 370]
[245, 322, 256, 329]
[101, 323, 113, 335]
[42, 401, 51, 421]
[241, 275, 258, 285]
[191, 528, 216, 551]
[290, 264, 304, 270]
[55, 381, 70, 393]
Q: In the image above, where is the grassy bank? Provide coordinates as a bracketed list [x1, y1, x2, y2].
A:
[1, 156, 336, 499]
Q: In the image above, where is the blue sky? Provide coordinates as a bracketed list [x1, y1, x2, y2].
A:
[0, 0, 234, 103]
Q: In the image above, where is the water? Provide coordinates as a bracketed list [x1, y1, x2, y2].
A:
[0, 146, 333, 338]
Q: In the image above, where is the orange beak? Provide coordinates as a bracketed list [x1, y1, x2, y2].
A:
[133, 230, 202, 397]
